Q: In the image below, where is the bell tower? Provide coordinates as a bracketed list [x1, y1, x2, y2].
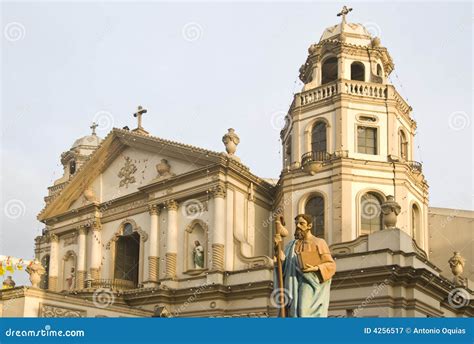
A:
[277, 7, 429, 253]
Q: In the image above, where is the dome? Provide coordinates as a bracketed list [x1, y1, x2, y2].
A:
[320, 22, 372, 46]
[71, 134, 102, 148]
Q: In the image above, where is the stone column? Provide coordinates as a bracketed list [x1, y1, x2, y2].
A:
[89, 220, 102, 282]
[165, 200, 178, 278]
[48, 233, 59, 291]
[148, 204, 161, 283]
[76, 227, 87, 289]
[211, 184, 226, 271]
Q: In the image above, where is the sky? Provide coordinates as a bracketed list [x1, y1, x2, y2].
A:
[1, 1, 472, 284]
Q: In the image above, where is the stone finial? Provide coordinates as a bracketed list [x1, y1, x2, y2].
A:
[222, 128, 240, 156]
[449, 251, 467, 286]
[26, 260, 46, 288]
[380, 195, 401, 230]
[155, 159, 175, 180]
[3, 276, 16, 289]
[83, 188, 98, 203]
[371, 37, 381, 47]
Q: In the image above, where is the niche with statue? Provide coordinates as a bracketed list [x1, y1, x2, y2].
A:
[184, 220, 208, 275]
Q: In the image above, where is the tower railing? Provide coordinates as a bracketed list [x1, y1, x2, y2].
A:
[90, 278, 137, 291]
[295, 79, 411, 116]
[301, 151, 331, 165]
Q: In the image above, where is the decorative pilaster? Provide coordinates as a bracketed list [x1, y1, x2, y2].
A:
[211, 184, 226, 270]
[148, 204, 161, 283]
[76, 227, 87, 289]
[89, 220, 102, 282]
[48, 233, 59, 291]
[165, 253, 177, 279]
[164, 200, 178, 278]
[211, 244, 225, 271]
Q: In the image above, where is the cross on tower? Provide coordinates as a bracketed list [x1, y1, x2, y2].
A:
[133, 105, 148, 130]
[90, 122, 98, 135]
[337, 5, 353, 24]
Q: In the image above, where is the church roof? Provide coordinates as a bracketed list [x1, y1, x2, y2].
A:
[71, 134, 102, 148]
[38, 128, 273, 221]
[320, 22, 372, 45]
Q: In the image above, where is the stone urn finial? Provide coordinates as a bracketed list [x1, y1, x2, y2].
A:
[222, 128, 240, 156]
[26, 260, 46, 288]
[380, 195, 401, 230]
[448, 251, 467, 286]
[156, 159, 172, 177]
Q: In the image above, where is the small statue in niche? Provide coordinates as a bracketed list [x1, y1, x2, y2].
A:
[66, 267, 75, 290]
[192, 240, 204, 269]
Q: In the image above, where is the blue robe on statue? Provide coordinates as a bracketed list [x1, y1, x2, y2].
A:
[277, 238, 336, 317]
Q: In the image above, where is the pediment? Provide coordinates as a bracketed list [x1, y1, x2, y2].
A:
[38, 129, 222, 220]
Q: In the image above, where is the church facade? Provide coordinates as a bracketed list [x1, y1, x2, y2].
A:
[1, 10, 472, 318]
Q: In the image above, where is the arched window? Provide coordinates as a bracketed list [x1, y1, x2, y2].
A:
[360, 192, 383, 234]
[376, 64, 383, 77]
[40, 255, 50, 290]
[321, 57, 338, 84]
[305, 196, 325, 238]
[399, 130, 408, 160]
[123, 222, 133, 235]
[311, 122, 327, 160]
[351, 62, 365, 81]
[411, 204, 421, 243]
[114, 226, 140, 286]
[69, 160, 76, 175]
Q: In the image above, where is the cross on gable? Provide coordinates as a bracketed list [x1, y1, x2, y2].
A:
[133, 105, 148, 130]
[132, 105, 149, 135]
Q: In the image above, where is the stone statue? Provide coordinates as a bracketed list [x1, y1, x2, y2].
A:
[448, 251, 467, 286]
[192, 240, 204, 269]
[274, 214, 336, 317]
[66, 267, 75, 290]
[3, 276, 16, 289]
[26, 260, 46, 288]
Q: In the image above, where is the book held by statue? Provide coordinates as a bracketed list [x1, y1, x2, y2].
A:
[297, 249, 322, 270]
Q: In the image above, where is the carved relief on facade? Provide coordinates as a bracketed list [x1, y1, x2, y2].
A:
[38, 303, 86, 318]
[101, 199, 147, 217]
[62, 233, 78, 247]
[118, 156, 137, 188]
[154, 159, 175, 180]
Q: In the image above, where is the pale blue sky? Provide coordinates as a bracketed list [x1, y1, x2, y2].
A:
[1, 1, 472, 282]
